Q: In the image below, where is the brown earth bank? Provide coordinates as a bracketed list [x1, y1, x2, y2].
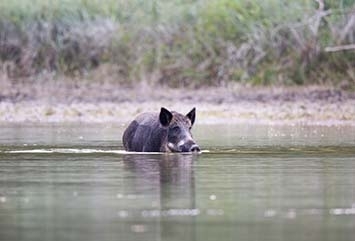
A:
[0, 77, 355, 125]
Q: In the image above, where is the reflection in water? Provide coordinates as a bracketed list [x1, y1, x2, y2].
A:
[122, 154, 198, 241]
[123, 153, 196, 185]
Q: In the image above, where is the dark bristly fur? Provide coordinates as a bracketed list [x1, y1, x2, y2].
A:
[122, 107, 200, 153]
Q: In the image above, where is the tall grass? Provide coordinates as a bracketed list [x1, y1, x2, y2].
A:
[1, 0, 355, 87]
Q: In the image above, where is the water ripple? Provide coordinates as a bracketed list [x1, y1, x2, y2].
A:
[2, 146, 354, 156]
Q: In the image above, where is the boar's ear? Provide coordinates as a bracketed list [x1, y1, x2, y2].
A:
[159, 107, 173, 127]
[186, 107, 196, 126]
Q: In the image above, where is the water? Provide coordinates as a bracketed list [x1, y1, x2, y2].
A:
[0, 124, 355, 241]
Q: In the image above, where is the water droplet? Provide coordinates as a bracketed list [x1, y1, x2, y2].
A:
[0, 196, 6, 203]
[345, 208, 355, 215]
[264, 209, 276, 217]
[209, 195, 217, 201]
[330, 208, 344, 215]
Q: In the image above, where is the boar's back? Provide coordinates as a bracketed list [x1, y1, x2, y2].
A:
[123, 113, 166, 152]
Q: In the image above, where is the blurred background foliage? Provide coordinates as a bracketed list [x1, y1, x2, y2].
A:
[0, 0, 355, 87]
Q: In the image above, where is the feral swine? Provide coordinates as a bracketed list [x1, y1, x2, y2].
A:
[122, 107, 200, 153]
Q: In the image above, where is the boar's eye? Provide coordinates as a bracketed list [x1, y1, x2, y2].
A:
[172, 126, 180, 133]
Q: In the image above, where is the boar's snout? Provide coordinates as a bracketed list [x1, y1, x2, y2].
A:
[189, 144, 200, 152]
[179, 140, 200, 153]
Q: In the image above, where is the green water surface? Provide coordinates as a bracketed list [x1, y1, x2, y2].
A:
[0, 124, 354, 241]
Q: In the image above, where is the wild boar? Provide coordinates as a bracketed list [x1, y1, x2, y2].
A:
[122, 107, 200, 152]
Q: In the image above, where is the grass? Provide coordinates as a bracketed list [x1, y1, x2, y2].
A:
[0, 0, 355, 87]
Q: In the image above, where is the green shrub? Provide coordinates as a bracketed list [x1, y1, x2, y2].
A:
[0, 0, 354, 86]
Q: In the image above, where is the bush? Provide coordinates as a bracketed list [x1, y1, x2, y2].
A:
[0, 0, 355, 87]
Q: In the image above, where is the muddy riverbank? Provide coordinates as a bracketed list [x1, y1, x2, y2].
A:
[1, 77, 354, 125]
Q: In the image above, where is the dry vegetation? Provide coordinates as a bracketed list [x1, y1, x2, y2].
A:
[0, 0, 355, 88]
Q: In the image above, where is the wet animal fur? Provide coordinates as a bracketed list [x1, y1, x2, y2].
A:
[122, 108, 197, 152]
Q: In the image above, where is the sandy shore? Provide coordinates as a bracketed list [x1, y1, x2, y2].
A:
[1, 78, 355, 125]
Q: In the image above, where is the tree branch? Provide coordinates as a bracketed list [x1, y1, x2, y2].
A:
[325, 44, 355, 52]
